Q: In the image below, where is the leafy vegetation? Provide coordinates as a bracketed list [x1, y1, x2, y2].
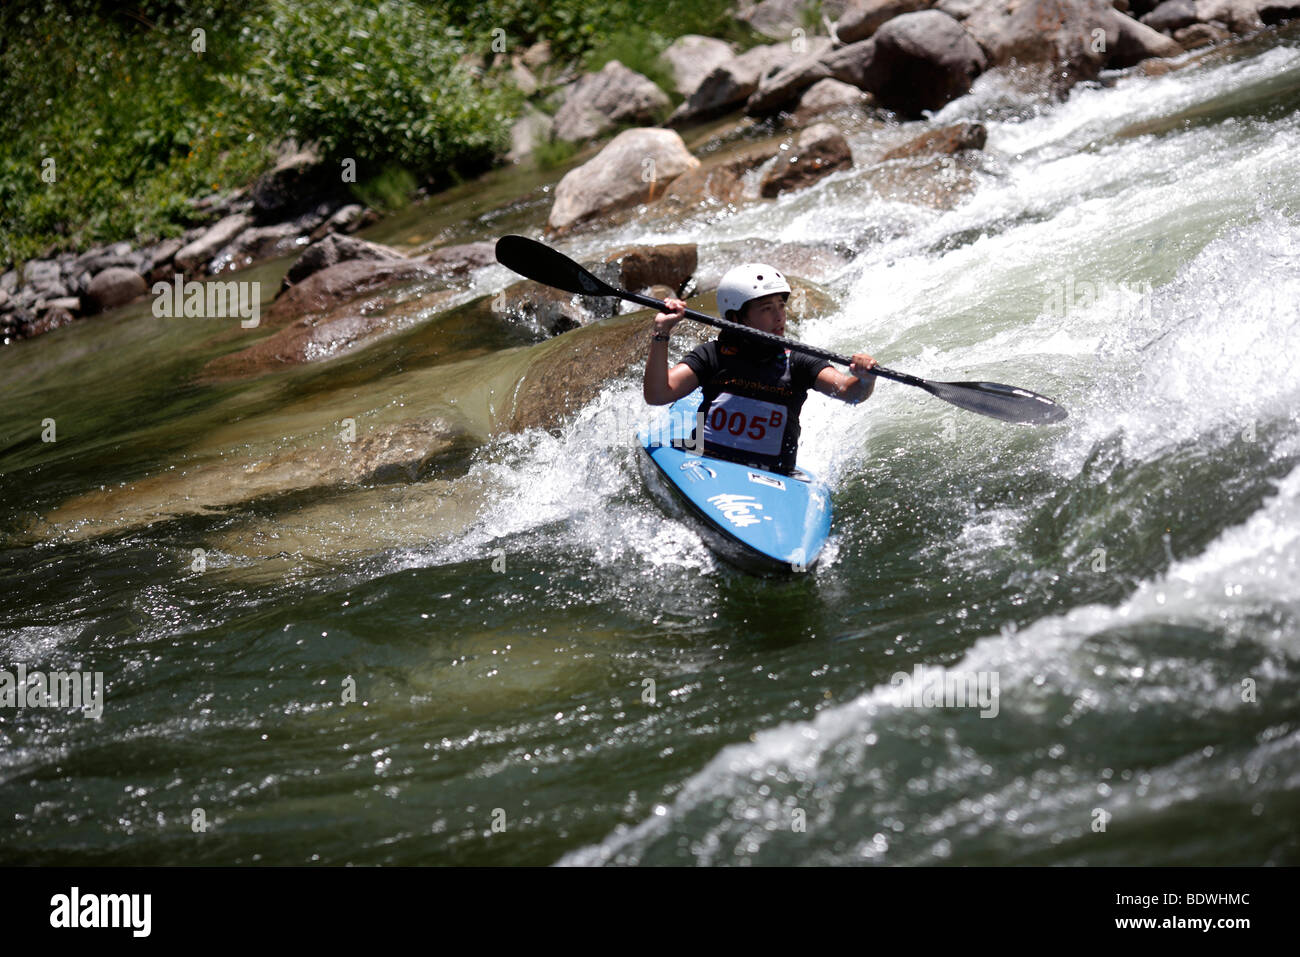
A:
[0, 0, 752, 272]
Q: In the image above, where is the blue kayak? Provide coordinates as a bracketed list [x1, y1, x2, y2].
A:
[637, 392, 832, 574]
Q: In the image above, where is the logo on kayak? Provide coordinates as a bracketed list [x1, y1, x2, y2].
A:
[680, 460, 716, 482]
[707, 493, 763, 528]
[747, 472, 785, 490]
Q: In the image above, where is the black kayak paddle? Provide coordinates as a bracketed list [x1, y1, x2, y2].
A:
[494, 234, 1067, 425]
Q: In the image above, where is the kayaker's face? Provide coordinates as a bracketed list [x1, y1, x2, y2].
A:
[742, 294, 787, 336]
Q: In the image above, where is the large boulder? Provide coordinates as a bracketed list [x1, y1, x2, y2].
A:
[280, 234, 406, 291]
[551, 61, 671, 142]
[861, 11, 987, 116]
[837, 0, 935, 41]
[83, 267, 148, 314]
[659, 35, 737, 96]
[547, 128, 699, 234]
[737, 0, 839, 37]
[760, 122, 854, 197]
[669, 42, 814, 126]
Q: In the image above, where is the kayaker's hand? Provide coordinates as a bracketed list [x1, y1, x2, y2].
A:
[654, 298, 687, 337]
[849, 353, 878, 378]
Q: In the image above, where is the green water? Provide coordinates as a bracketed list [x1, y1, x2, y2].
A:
[3, 29, 1300, 866]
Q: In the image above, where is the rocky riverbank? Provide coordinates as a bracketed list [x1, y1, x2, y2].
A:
[4, 0, 1297, 349]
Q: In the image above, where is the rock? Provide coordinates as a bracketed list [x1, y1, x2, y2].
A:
[1194, 0, 1263, 31]
[963, 0, 1114, 85]
[791, 78, 871, 126]
[659, 35, 737, 96]
[659, 153, 755, 209]
[83, 267, 147, 314]
[174, 213, 253, 274]
[881, 121, 987, 159]
[1, 270, 17, 294]
[1105, 8, 1184, 65]
[268, 259, 438, 323]
[838, 0, 935, 41]
[251, 149, 338, 222]
[309, 204, 368, 241]
[506, 104, 554, 163]
[745, 37, 861, 114]
[547, 128, 699, 234]
[869, 153, 981, 208]
[504, 309, 656, 431]
[737, 0, 846, 37]
[211, 221, 307, 274]
[1260, 1, 1300, 23]
[862, 11, 987, 116]
[821, 36, 883, 88]
[1141, 0, 1199, 30]
[603, 244, 698, 294]
[510, 56, 539, 96]
[1173, 20, 1232, 42]
[23, 259, 61, 292]
[43, 296, 83, 314]
[493, 273, 623, 337]
[551, 61, 671, 143]
[199, 289, 458, 382]
[669, 43, 808, 126]
[74, 249, 140, 276]
[417, 241, 497, 278]
[760, 122, 854, 197]
[21, 307, 76, 338]
[280, 234, 406, 292]
[145, 237, 185, 277]
[522, 40, 552, 70]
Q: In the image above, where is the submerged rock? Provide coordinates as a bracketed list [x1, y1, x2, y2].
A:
[267, 259, 439, 325]
[760, 123, 854, 197]
[881, 121, 988, 159]
[279, 236, 408, 293]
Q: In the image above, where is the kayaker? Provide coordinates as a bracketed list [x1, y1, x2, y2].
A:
[643, 263, 878, 476]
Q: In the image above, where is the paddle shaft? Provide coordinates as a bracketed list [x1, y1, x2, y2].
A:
[622, 288, 922, 385]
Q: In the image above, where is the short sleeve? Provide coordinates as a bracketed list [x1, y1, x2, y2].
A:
[680, 342, 719, 386]
[792, 352, 831, 391]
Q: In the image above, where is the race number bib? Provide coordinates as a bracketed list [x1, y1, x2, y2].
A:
[703, 394, 787, 457]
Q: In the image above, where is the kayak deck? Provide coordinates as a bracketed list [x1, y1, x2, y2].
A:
[637, 393, 831, 575]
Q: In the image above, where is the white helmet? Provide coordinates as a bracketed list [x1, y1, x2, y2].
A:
[716, 263, 791, 318]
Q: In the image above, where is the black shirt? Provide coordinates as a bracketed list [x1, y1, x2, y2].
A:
[680, 330, 830, 474]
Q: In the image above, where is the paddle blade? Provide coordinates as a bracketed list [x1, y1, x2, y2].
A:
[922, 380, 1068, 425]
[494, 235, 617, 298]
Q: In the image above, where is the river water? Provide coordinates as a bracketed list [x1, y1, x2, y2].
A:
[2, 28, 1299, 865]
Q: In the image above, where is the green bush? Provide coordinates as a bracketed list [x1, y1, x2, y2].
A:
[224, 0, 517, 177]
